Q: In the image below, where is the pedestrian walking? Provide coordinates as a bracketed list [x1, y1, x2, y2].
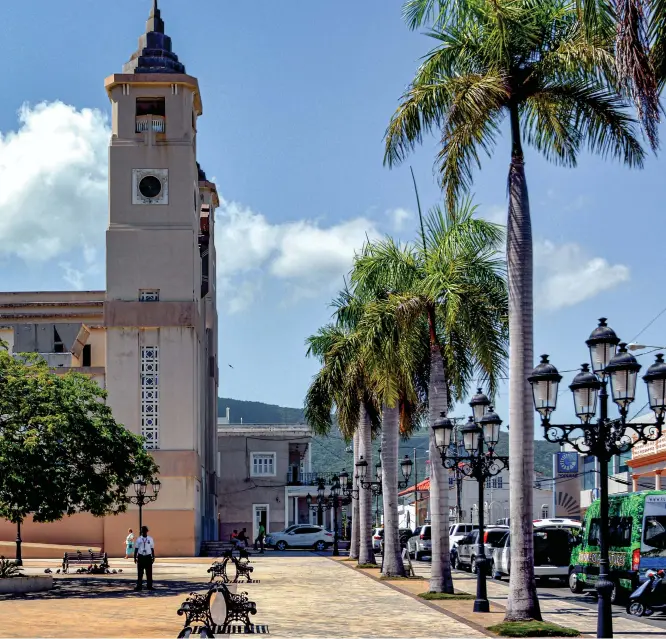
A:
[237, 528, 249, 549]
[124, 528, 135, 559]
[254, 523, 265, 554]
[134, 525, 155, 591]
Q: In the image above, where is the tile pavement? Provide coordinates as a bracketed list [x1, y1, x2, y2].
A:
[0, 556, 484, 638]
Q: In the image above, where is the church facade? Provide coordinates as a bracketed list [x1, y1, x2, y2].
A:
[0, 2, 219, 557]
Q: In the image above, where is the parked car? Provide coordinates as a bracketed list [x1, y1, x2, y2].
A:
[570, 491, 666, 603]
[449, 523, 477, 568]
[449, 523, 477, 548]
[372, 527, 384, 551]
[492, 519, 581, 583]
[266, 525, 334, 551]
[378, 528, 414, 555]
[406, 525, 432, 560]
[456, 526, 508, 573]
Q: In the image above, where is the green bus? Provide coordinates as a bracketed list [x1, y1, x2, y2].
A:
[569, 491, 666, 602]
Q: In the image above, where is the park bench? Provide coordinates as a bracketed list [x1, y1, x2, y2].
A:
[62, 550, 109, 574]
[177, 583, 267, 635]
[208, 549, 258, 584]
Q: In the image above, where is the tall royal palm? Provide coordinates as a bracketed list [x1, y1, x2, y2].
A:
[357, 298, 428, 577]
[389, 0, 645, 620]
[352, 198, 508, 593]
[575, 0, 665, 146]
[305, 295, 381, 566]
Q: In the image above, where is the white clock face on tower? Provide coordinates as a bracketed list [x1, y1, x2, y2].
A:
[133, 168, 169, 205]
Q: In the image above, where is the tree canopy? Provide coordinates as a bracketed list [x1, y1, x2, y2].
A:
[0, 343, 158, 525]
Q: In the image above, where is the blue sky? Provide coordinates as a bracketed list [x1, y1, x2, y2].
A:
[1, 0, 664, 427]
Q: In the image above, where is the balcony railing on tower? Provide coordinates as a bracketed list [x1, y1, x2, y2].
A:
[135, 115, 166, 133]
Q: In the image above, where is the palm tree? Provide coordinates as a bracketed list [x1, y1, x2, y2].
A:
[349, 430, 360, 559]
[357, 298, 429, 577]
[387, 0, 644, 620]
[305, 298, 381, 567]
[576, 0, 665, 147]
[351, 196, 508, 592]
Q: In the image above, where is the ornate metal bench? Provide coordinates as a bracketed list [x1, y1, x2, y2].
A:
[62, 550, 109, 574]
[208, 550, 258, 584]
[177, 583, 260, 635]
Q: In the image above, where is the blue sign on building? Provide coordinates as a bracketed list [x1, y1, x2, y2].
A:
[557, 451, 579, 476]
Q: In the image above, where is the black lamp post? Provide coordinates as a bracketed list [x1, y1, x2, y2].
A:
[15, 520, 22, 567]
[306, 476, 345, 556]
[432, 393, 508, 614]
[128, 477, 161, 531]
[528, 318, 666, 639]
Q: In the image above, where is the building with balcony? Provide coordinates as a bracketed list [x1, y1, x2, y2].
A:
[0, 2, 219, 557]
[216, 416, 345, 542]
[627, 411, 666, 490]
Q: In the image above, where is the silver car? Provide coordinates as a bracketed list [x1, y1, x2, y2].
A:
[455, 526, 508, 573]
[406, 525, 431, 560]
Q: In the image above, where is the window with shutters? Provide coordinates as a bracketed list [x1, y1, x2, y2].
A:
[251, 453, 276, 477]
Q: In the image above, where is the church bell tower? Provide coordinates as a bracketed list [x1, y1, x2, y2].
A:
[103, 1, 219, 555]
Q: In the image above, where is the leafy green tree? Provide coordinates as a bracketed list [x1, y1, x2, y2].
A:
[0, 346, 158, 534]
[387, 0, 644, 620]
[351, 195, 507, 592]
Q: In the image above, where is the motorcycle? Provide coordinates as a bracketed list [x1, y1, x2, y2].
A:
[627, 570, 666, 617]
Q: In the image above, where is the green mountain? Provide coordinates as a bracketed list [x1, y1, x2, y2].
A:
[218, 397, 557, 477]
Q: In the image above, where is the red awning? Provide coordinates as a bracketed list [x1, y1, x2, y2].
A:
[398, 478, 430, 496]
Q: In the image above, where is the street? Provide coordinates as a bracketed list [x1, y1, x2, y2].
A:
[411, 559, 666, 632]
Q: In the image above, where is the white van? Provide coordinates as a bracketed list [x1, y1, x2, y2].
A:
[492, 519, 581, 582]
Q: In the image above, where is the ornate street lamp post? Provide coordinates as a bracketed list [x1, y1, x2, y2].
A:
[432, 392, 508, 614]
[306, 476, 346, 556]
[15, 520, 22, 567]
[528, 318, 666, 639]
[128, 477, 161, 532]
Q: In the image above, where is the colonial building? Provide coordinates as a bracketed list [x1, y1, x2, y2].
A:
[0, 2, 219, 557]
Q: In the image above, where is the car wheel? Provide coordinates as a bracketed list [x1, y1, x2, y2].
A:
[569, 570, 584, 594]
[415, 551, 423, 561]
[314, 541, 326, 552]
[471, 556, 477, 574]
[275, 540, 287, 551]
[454, 556, 463, 571]
[627, 601, 646, 617]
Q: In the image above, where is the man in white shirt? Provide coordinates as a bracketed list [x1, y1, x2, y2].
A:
[133, 525, 155, 591]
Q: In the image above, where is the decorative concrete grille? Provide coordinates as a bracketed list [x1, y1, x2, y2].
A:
[141, 346, 159, 449]
[140, 290, 160, 302]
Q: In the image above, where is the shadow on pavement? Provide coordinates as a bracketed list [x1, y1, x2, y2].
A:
[0, 577, 212, 601]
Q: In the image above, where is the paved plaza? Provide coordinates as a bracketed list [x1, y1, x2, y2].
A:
[0, 555, 484, 638]
[2, 554, 666, 638]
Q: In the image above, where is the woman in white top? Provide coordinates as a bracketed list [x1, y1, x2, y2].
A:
[125, 529, 135, 559]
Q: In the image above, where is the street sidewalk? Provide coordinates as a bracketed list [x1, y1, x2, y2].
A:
[334, 557, 666, 639]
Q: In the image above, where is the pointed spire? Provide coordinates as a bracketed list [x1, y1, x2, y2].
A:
[123, 0, 186, 74]
[146, 0, 165, 35]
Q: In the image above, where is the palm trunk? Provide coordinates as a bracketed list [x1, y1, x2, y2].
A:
[349, 430, 360, 560]
[505, 103, 541, 622]
[358, 406, 376, 565]
[428, 344, 454, 593]
[380, 404, 405, 577]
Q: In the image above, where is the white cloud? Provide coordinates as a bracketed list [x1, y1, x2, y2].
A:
[535, 240, 630, 310]
[478, 204, 506, 225]
[386, 207, 412, 231]
[0, 102, 109, 274]
[216, 196, 380, 312]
